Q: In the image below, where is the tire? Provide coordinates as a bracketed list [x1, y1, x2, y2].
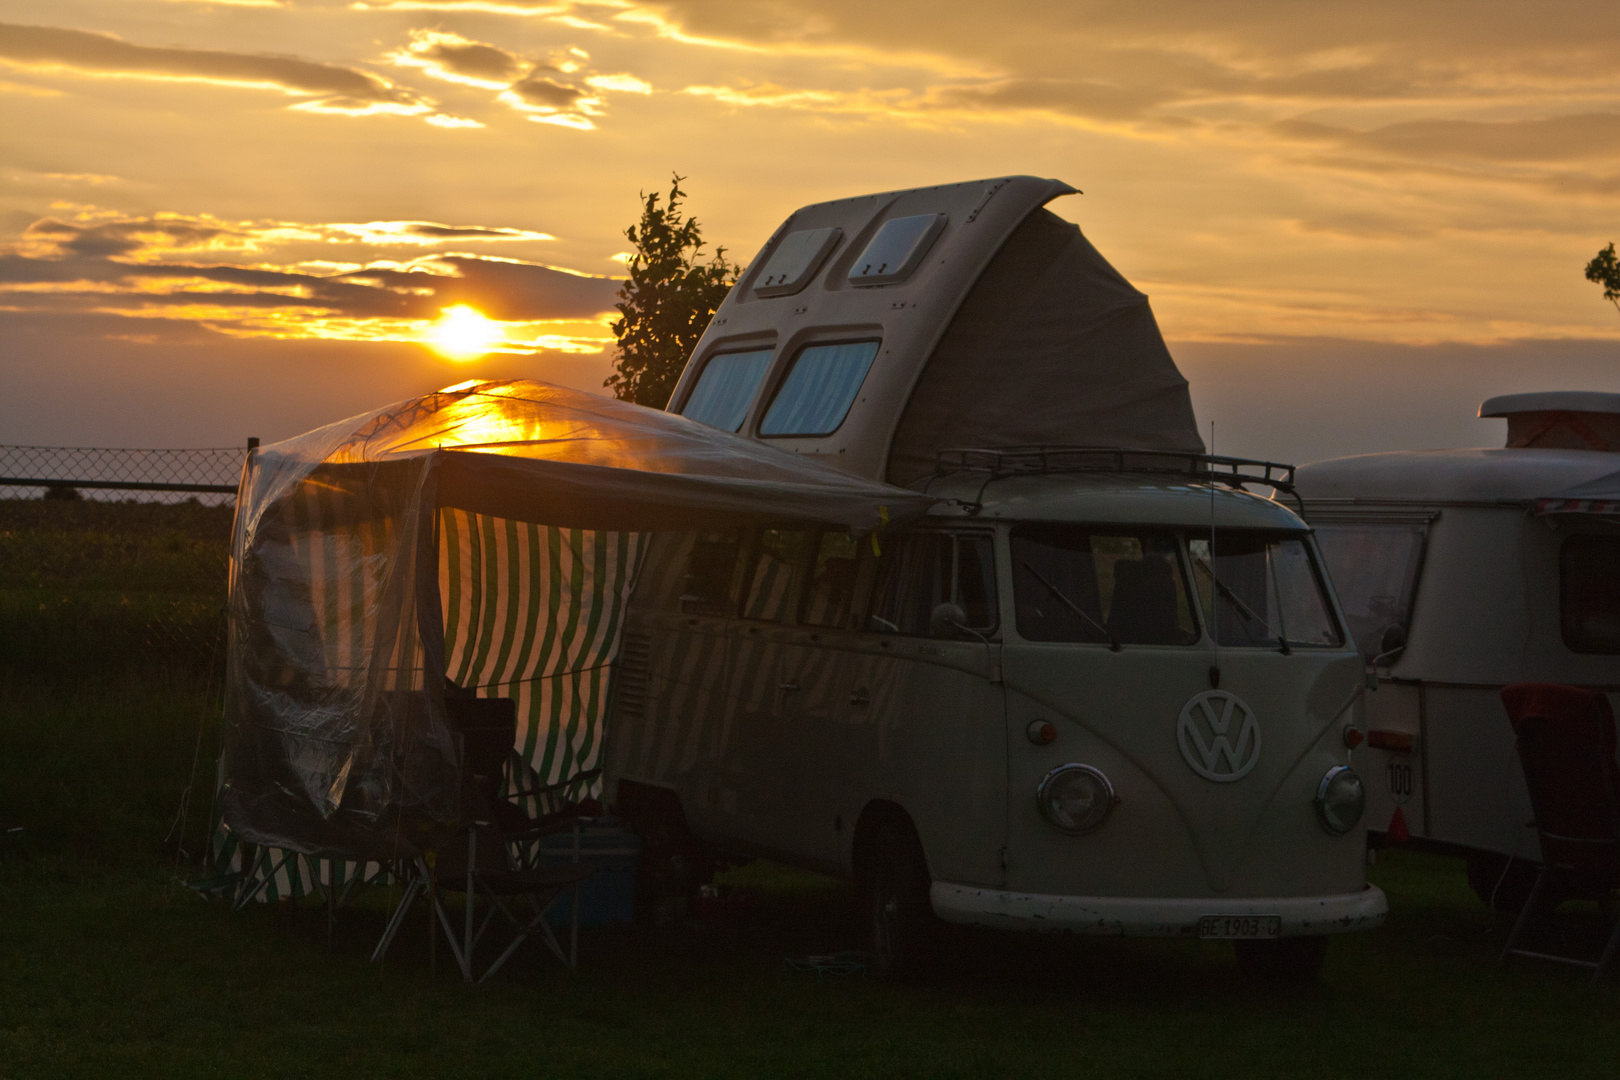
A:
[863, 819, 939, 974]
[1234, 935, 1329, 988]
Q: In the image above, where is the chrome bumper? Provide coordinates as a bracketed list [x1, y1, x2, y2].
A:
[931, 882, 1387, 937]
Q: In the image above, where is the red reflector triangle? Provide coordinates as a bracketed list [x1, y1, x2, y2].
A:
[1387, 806, 1411, 844]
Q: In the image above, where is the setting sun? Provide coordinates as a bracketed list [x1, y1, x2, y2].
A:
[427, 305, 504, 361]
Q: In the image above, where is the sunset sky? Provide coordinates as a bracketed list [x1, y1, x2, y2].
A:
[3, 1, 1619, 465]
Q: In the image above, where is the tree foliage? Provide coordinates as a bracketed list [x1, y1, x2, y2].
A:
[606, 175, 739, 409]
[1587, 242, 1620, 316]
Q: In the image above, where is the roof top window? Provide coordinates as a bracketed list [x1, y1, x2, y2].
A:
[848, 214, 946, 287]
[754, 227, 841, 297]
[759, 340, 880, 437]
[680, 348, 773, 432]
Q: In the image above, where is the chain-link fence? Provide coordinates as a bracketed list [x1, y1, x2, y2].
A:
[0, 445, 242, 676]
[0, 442, 252, 505]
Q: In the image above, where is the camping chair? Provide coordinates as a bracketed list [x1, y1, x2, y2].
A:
[370, 692, 599, 983]
[1499, 683, 1620, 984]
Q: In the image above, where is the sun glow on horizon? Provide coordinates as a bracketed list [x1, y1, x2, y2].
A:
[427, 304, 505, 360]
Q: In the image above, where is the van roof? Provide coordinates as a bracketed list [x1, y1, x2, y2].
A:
[1295, 448, 1620, 504]
[916, 468, 1304, 529]
[665, 175, 1203, 483]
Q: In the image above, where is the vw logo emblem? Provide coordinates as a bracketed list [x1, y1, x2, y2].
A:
[1177, 691, 1261, 782]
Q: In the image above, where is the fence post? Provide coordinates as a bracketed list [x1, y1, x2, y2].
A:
[247, 437, 259, 452]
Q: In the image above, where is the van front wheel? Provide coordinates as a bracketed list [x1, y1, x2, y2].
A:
[863, 820, 939, 974]
[1234, 935, 1328, 987]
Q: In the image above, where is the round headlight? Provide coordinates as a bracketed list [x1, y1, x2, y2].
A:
[1037, 764, 1115, 834]
[1315, 765, 1366, 835]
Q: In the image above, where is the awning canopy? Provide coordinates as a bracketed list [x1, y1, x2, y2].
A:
[220, 380, 934, 859]
[254, 378, 935, 532]
[1535, 468, 1620, 515]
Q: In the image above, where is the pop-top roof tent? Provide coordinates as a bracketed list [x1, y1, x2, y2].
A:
[218, 380, 932, 868]
[663, 175, 1205, 485]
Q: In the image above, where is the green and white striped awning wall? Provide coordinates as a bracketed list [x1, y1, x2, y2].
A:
[439, 509, 642, 817]
[216, 504, 640, 902]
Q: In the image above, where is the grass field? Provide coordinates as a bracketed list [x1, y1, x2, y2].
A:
[3, 500, 1619, 1079]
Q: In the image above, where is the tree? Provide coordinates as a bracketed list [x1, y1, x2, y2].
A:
[1587, 242, 1620, 316]
[606, 175, 739, 409]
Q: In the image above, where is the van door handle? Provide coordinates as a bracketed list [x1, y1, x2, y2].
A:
[848, 688, 870, 707]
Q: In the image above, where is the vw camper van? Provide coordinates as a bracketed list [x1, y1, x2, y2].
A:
[1297, 393, 1620, 911]
[605, 177, 1386, 978]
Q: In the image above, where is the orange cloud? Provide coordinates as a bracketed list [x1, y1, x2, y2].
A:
[0, 206, 621, 354]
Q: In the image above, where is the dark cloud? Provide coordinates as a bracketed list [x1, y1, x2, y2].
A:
[0, 250, 619, 321]
[404, 223, 541, 239]
[508, 74, 585, 109]
[17, 214, 232, 259]
[416, 38, 526, 84]
[1282, 113, 1620, 164]
[0, 21, 426, 111]
[927, 77, 1169, 121]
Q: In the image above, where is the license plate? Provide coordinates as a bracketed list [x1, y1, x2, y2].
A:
[1198, 915, 1282, 940]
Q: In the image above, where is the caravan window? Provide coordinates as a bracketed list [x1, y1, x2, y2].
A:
[759, 340, 880, 437]
[1011, 526, 1198, 645]
[1189, 533, 1343, 648]
[801, 529, 863, 628]
[870, 532, 997, 636]
[741, 528, 813, 622]
[679, 531, 740, 616]
[681, 348, 773, 432]
[1561, 534, 1620, 653]
[1313, 522, 1427, 659]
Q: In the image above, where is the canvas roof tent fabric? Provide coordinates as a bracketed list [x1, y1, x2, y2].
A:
[885, 208, 1203, 485]
[219, 379, 933, 860]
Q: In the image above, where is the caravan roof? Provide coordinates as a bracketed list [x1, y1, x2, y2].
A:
[1295, 448, 1620, 506]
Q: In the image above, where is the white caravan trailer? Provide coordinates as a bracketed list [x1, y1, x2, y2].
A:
[605, 177, 1385, 979]
[1296, 392, 1620, 909]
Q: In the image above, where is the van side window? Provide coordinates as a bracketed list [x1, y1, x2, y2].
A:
[870, 532, 997, 636]
[680, 531, 740, 616]
[1312, 523, 1428, 659]
[801, 529, 861, 628]
[1012, 526, 1198, 646]
[741, 528, 812, 622]
[1561, 535, 1620, 653]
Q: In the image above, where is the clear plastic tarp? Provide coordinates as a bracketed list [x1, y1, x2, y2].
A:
[220, 379, 934, 856]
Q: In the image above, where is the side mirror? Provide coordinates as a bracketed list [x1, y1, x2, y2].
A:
[929, 602, 968, 638]
[1373, 624, 1407, 665]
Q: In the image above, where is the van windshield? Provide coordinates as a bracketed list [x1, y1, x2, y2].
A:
[1011, 526, 1199, 645]
[1188, 533, 1343, 649]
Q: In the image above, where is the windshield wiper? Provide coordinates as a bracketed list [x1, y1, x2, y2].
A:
[1193, 559, 1289, 653]
[1021, 560, 1121, 652]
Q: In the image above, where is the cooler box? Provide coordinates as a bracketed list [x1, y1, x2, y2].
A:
[540, 818, 639, 927]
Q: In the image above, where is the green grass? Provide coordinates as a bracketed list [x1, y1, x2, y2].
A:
[3, 661, 1620, 1080]
[4, 843, 1620, 1079]
[5, 498, 1620, 1077]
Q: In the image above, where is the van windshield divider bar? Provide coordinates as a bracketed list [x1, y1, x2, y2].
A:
[934, 446, 1297, 497]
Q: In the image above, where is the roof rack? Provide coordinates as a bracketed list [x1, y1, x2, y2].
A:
[934, 446, 1297, 495]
